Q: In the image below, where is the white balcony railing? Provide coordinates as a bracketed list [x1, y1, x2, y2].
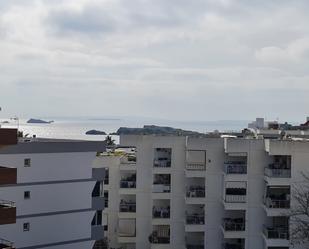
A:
[263, 225, 289, 239]
[154, 159, 171, 168]
[264, 168, 291, 178]
[186, 214, 205, 225]
[224, 163, 247, 174]
[186, 163, 206, 171]
[225, 195, 246, 203]
[222, 219, 245, 231]
[264, 198, 290, 209]
[152, 184, 171, 193]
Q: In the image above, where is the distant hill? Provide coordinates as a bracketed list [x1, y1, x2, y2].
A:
[112, 125, 205, 136]
[27, 118, 53, 124]
[85, 130, 106, 135]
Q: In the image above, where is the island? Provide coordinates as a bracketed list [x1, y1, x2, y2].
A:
[85, 130, 106, 135]
[111, 125, 204, 136]
[27, 119, 53, 124]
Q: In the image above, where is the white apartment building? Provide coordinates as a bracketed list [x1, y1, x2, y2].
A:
[98, 133, 309, 249]
[0, 128, 106, 249]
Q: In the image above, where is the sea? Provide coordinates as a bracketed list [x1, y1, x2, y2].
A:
[0, 116, 248, 143]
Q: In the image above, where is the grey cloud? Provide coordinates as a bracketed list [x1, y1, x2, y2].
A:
[47, 5, 117, 35]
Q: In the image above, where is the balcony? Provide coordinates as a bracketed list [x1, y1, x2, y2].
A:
[263, 225, 290, 247]
[120, 202, 136, 213]
[119, 201, 136, 219]
[149, 227, 170, 245]
[0, 238, 14, 249]
[120, 176, 136, 189]
[91, 225, 105, 240]
[153, 207, 170, 219]
[186, 163, 206, 171]
[224, 162, 247, 175]
[186, 186, 205, 198]
[0, 200, 16, 225]
[91, 210, 104, 240]
[222, 218, 245, 231]
[153, 174, 171, 199]
[120, 154, 137, 171]
[264, 167, 291, 178]
[154, 159, 171, 168]
[0, 128, 17, 145]
[224, 194, 247, 210]
[185, 163, 206, 178]
[263, 187, 290, 215]
[185, 214, 205, 232]
[222, 217, 246, 238]
[224, 182, 247, 210]
[225, 195, 246, 203]
[263, 226, 289, 240]
[186, 214, 205, 224]
[0, 167, 17, 185]
[264, 166, 291, 186]
[186, 186, 205, 204]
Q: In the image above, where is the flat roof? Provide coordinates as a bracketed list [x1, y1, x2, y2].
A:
[0, 138, 106, 154]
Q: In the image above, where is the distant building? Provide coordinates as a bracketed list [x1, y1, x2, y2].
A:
[98, 130, 309, 249]
[0, 129, 106, 249]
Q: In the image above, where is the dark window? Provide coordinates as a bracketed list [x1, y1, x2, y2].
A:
[23, 222, 30, 231]
[24, 158, 31, 167]
[24, 191, 31, 199]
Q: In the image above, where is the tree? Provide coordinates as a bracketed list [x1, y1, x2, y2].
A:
[105, 135, 115, 146]
[289, 172, 309, 248]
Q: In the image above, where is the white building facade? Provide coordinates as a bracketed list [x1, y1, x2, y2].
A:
[0, 129, 106, 249]
[99, 134, 309, 249]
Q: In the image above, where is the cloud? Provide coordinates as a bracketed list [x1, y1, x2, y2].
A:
[0, 0, 309, 121]
[255, 37, 309, 66]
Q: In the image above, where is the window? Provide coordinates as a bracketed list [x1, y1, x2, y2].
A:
[24, 191, 31, 199]
[23, 222, 30, 231]
[24, 158, 31, 167]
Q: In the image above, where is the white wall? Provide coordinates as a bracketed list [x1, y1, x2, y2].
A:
[0, 211, 95, 248]
[0, 152, 96, 183]
[0, 181, 95, 216]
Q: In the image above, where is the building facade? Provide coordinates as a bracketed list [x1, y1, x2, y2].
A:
[99, 134, 309, 249]
[0, 129, 106, 249]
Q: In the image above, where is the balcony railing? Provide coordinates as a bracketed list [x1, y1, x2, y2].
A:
[119, 203, 136, 213]
[0, 238, 14, 249]
[263, 225, 289, 239]
[186, 163, 206, 171]
[149, 229, 170, 244]
[222, 218, 245, 231]
[225, 195, 246, 203]
[264, 167, 291, 178]
[224, 163, 247, 174]
[153, 207, 170, 218]
[186, 187, 205, 198]
[152, 184, 171, 193]
[186, 214, 205, 225]
[154, 159, 171, 168]
[264, 198, 290, 209]
[120, 180, 136, 189]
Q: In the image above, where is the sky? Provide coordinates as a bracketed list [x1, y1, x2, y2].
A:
[0, 0, 309, 122]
